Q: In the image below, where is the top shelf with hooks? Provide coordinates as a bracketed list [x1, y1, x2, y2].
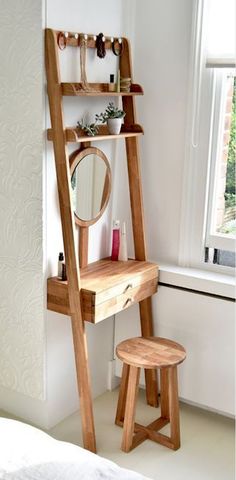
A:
[61, 83, 143, 96]
[56, 29, 124, 50]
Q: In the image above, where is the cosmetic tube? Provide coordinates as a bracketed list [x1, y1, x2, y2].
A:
[118, 221, 128, 261]
[111, 220, 120, 261]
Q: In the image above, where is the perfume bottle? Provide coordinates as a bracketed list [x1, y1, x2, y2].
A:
[118, 221, 128, 261]
[58, 252, 64, 279]
[108, 73, 116, 92]
[111, 220, 120, 261]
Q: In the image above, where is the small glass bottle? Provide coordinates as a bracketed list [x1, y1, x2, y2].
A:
[62, 261, 67, 281]
[111, 220, 120, 261]
[58, 252, 64, 280]
[108, 73, 116, 92]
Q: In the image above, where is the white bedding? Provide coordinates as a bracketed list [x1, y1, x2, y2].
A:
[0, 418, 152, 480]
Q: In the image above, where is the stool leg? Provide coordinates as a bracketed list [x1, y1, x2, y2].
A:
[121, 365, 140, 452]
[160, 367, 169, 420]
[169, 366, 180, 450]
[115, 363, 130, 425]
[144, 369, 159, 408]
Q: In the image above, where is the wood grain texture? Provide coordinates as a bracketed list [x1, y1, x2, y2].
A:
[49, 258, 158, 297]
[116, 338, 185, 452]
[47, 124, 144, 142]
[116, 337, 186, 369]
[45, 28, 96, 453]
[69, 146, 112, 227]
[120, 37, 158, 407]
[46, 27, 160, 450]
[160, 368, 170, 419]
[169, 366, 181, 449]
[61, 82, 143, 96]
[115, 363, 130, 425]
[139, 298, 159, 407]
[121, 365, 140, 452]
[79, 226, 89, 268]
[53, 31, 135, 52]
[48, 277, 157, 322]
[47, 259, 158, 322]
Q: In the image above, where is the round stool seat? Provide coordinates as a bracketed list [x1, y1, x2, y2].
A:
[116, 336, 186, 369]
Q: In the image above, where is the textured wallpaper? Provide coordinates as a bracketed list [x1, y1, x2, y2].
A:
[0, 0, 44, 400]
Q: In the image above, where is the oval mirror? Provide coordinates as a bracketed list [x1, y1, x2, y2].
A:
[70, 147, 111, 226]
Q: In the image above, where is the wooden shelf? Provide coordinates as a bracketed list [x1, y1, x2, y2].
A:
[47, 258, 158, 323]
[47, 124, 144, 143]
[45, 28, 159, 452]
[61, 82, 143, 96]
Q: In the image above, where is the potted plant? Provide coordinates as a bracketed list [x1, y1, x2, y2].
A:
[77, 118, 99, 137]
[96, 102, 126, 135]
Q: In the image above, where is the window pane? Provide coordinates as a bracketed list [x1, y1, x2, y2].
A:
[215, 76, 235, 237]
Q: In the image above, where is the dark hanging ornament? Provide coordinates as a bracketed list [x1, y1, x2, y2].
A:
[96, 33, 106, 58]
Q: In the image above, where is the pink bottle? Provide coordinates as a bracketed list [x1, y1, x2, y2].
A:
[111, 220, 120, 261]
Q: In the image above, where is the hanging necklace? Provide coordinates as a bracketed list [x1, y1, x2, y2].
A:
[96, 33, 106, 58]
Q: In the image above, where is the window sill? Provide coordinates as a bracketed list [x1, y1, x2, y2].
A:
[158, 263, 235, 300]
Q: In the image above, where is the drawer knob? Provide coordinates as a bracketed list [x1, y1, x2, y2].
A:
[123, 297, 133, 308]
[124, 283, 133, 292]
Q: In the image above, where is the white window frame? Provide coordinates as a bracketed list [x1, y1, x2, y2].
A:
[179, 0, 235, 276]
[205, 69, 235, 253]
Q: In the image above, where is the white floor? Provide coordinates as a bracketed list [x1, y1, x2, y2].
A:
[47, 389, 235, 480]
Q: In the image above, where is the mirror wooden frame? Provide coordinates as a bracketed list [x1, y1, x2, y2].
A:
[70, 146, 111, 227]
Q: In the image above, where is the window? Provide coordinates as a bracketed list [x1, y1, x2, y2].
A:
[205, 72, 235, 267]
[179, 0, 235, 274]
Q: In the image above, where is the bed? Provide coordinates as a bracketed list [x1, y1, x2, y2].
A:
[0, 418, 153, 480]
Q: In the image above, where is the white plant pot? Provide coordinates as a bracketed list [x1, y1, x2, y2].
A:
[107, 118, 122, 135]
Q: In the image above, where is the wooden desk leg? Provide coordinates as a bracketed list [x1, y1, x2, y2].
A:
[140, 299, 159, 407]
[71, 313, 96, 453]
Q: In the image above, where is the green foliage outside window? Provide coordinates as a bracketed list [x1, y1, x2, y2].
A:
[226, 77, 236, 199]
[220, 77, 236, 235]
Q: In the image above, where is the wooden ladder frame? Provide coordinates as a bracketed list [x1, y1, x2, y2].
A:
[45, 28, 158, 453]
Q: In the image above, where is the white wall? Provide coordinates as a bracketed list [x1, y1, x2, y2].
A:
[113, 0, 193, 264]
[0, 0, 130, 429]
[0, 0, 44, 401]
[113, 0, 235, 416]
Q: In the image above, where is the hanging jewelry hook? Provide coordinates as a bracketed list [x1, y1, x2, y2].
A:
[57, 31, 68, 50]
[112, 37, 123, 56]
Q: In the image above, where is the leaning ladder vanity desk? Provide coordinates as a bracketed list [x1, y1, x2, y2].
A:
[45, 28, 159, 453]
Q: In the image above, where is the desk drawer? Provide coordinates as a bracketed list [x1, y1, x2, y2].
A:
[83, 277, 158, 322]
[47, 259, 158, 323]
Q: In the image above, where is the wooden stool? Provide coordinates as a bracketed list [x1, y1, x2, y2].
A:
[115, 336, 186, 452]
